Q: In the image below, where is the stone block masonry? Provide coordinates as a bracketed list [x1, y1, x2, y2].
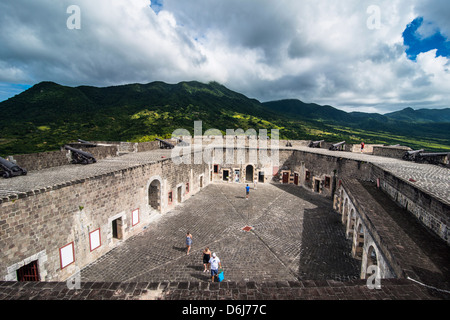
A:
[0, 149, 210, 282]
[0, 141, 449, 291]
[1, 278, 448, 300]
[6, 145, 119, 171]
[272, 147, 449, 246]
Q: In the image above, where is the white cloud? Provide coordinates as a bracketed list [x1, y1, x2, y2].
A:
[0, 0, 449, 112]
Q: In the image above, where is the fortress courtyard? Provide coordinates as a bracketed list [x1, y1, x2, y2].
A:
[1, 143, 449, 304]
[79, 183, 361, 284]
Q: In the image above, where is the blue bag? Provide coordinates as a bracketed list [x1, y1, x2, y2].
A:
[217, 268, 224, 282]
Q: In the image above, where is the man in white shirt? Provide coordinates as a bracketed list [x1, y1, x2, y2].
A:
[209, 252, 222, 282]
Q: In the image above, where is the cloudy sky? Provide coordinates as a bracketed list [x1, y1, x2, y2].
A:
[0, 0, 449, 114]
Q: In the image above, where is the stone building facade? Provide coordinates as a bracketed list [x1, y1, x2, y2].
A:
[1, 139, 448, 284]
[0, 151, 210, 282]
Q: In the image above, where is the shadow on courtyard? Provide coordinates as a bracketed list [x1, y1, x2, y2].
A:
[272, 183, 361, 281]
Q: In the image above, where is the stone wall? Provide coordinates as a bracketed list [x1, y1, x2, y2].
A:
[2, 144, 448, 284]
[372, 146, 412, 159]
[350, 144, 384, 154]
[207, 147, 279, 184]
[275, 149, 372, 197]
[275, 149, 449, 245]
[336, 180, 398, 280]
[7, 150, 69, 171]
[370, 165, 450, 245]
[0, 156, 210, 282]
[7, 145, 119, 172]
[5, 140, 184, 172]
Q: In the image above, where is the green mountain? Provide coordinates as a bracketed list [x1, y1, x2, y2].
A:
[384, 107, 450, 123]
[262, 99, 450, 151]
[0, 81, 449, 156]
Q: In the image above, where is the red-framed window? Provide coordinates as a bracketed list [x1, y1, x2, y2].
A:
[132, 208, 140, 226]
[89, 228, 101, 252]
[59, 242, 75, 270]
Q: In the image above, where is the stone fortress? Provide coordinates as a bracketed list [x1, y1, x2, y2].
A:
[0, 135, 449, 300]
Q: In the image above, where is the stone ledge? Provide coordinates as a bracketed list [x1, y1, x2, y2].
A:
[0, 279, 448, 300]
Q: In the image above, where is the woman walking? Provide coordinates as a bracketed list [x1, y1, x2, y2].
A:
[185, 231, 193, 255]
[202, 247, 211, 272]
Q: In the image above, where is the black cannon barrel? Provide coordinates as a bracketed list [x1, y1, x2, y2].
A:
[415, 152, 449, 165]
[403, 149, 425, 161]
[0, 157, 16, 170]
[329, 141, 346, 150]
[308, 140, 324, 148]
[77, 139, 97, 147]
[0, 156, 27, 178]
[65, 145, 95, 157]
[406, 149, 424, 155]
[64, 145, 97, 165]
[155, 138, 175, 149]
[418, 152, 449, 157]
[403, 149, 424, 159]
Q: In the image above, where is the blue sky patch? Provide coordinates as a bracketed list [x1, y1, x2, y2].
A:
[150, 0, 163, 14]
[0, 83, 32, 102]
[403, 17, 450, 61]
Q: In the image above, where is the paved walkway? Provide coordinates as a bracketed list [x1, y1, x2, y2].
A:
[2, 146, 449, 208]
[293, 146, 450, 206]
[80, 183, 361, 283]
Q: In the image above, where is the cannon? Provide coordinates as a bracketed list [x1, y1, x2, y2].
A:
[329, 141, 346, 151]
[308, 140, 324, 148]
[77, 139, 97, 147]
[155, 138, 175, 149]
[415, 152, 449, 165]
[64, 146, 97, 165]
[0, 156, 27, 178]
[402, 149, 424, 161]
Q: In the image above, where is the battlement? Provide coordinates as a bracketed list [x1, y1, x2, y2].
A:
[0, 140, 448, 300]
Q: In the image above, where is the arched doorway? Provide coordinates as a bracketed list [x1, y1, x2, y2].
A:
[342, 198, 348, 225]
[245, 165, 254, 182]
[148, 179, 161, 212]
[347, 208, 356, 238]
[366, 246, 378, 274]
[352, 223, 364, 260]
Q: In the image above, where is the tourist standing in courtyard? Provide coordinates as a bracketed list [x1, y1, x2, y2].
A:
[253, 178, 258, 190]
[185, 231, 193, 255]
[202, 247, 211, 272]
[209, 252, 222, 282]
[246, 184, 250, 200]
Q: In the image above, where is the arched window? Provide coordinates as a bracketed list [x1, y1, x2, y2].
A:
[342, 198, 349, 225]
[245, 165, 254, 183]
[368, 246, 378, 267]
[352, 223, 364, 260]
[148, 179, 161, 212]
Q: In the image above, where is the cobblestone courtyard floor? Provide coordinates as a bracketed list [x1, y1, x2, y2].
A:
[81, 183, 361, 283]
